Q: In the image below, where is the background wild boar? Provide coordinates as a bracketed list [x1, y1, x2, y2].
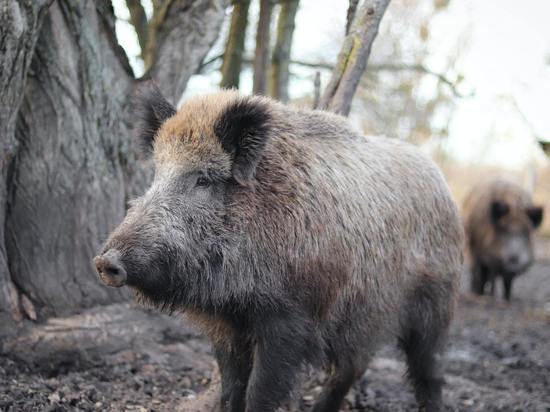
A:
[464, 180, 543, 301]
[94, 84, 463, 412]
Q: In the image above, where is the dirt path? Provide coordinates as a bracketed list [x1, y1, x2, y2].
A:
[1, 259, 549, 411]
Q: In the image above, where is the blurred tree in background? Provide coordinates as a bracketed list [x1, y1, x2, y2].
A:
[252, 0, 275, 94]
[220, 0, 251, 88]
[197, 0, 466, 140]
[268, 0, 299, 101]
[355, 0, 465, 143]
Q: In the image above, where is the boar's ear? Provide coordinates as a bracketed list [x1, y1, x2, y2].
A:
[490, 200, 509, 224]
[134, 82, 176, 157]
[527, 206, 543, 228]
[214, 98, 271, 186]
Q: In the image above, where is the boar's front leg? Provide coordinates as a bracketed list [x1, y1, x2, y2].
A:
[245, 313, 319, 412]
[310, 359, 361, 412]
[471, 262, 488, 295]
[488, 273, 497, 296]
[502, 274, 515, 301]
[215, 334, 254, 412]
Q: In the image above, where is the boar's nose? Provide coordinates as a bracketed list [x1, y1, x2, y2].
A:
[93, 250, 127, 288]
[508, 255, 519, 265]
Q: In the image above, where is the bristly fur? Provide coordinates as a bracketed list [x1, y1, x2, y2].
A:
[214, 97, 272, 185]
[99, 88, 465, 412]
[133, 81, 176, 156]
[464, 179, 544, 300]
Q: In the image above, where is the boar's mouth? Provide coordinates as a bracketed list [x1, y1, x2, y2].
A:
[93, 250, 127, 288]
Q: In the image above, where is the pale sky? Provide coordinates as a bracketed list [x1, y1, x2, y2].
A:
[433, 0, 550, 168]
[113, 0, 550, 169]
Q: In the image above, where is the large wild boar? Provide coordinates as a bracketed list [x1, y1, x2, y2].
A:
[94, 84, 463, 412]
[464, 180, 543, 301]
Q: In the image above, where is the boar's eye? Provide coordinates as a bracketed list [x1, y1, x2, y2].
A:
[491, 201, 509, 224]
[195, 175, 211, 188]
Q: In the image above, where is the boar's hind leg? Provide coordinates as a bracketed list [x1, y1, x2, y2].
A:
[502, 274, 514, 301]
[310, 359, 362, 412]
[399, 278, 452, 412]
[471, 262, 488, 295]
[215, 335, 253, 412]
[245, 314, 320, 412]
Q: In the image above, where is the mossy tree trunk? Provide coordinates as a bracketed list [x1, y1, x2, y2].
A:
[318, 0, 391, 115]
[345, 0, 360, 35]
[126, 0, 149, 58]
[268, 0, 299, 102]
[252, 0, 274, 95]
[220, 0, 251, 89]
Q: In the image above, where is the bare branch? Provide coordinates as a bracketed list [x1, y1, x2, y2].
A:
[143, 0, 174, 72]
[152, 0, 165, 14]
[367, 63, 471, 98]
[508, 97, 546, 144]
[97, 2, 134, 76]
[199, 54, 467, 98]
[199, 53, 332, 72]
[199, 53, 225, 71]
[318, 0, 391, 116]
[290, 59, 333, 70]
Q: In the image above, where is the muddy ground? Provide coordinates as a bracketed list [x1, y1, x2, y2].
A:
[1, 246, 549, 411]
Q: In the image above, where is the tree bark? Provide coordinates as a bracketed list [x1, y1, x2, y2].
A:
[6, 0, 134, 317]
[147, 0, 228, 102]
[220, 0, 251, 89]
[1, 0, 228, 319]
[268, 0, 299, 102]
[318, 0, 391, 116]
[252, 0, 274, 95]
[0, 0, 53, 320]
[345, 0, 360, 35]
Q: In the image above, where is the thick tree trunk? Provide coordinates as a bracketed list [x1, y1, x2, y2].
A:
[252, 0, 274, 95]
[1, 0, 227, 319]
[318, 0, 391, 116]
[6, 0, 134, 317]
[0, 0, 52, 320]
[220, 0, 251, 89]
[268, 0, 299, 102]
[147, 0, 228, 102]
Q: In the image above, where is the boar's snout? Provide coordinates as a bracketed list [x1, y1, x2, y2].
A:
[94, 249, 127, 288]
[507, 254, 519, 266]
